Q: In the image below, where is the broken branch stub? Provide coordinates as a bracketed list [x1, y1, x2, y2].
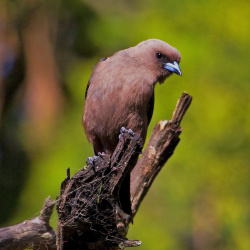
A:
[131, 92, 192, 216]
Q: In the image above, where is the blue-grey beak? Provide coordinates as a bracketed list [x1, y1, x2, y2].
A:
[164, 61, 182, 76]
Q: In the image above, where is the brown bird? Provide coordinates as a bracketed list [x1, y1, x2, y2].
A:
[83, 39, 181, 156]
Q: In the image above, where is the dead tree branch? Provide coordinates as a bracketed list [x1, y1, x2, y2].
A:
[56, 131, 144, 250]
[56, 92, 192, 249]
[131, 92, 192, 216]
[0, 92, 192, 249]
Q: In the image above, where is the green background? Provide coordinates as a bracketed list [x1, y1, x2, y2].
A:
[1, 0, 249, 249]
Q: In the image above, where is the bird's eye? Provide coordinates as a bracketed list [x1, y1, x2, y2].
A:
[156, 52, 163, 60]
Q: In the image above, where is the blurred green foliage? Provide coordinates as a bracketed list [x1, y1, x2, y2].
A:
[2, 0, 250, 249]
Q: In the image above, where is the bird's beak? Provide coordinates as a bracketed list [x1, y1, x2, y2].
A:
[164, 61, 182, 76]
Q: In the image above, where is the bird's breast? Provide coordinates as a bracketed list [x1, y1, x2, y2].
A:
[83, 54, 155, 148]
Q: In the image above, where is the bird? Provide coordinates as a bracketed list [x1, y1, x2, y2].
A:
[83, 39, 181, 219]
[83, 39, 181, 156]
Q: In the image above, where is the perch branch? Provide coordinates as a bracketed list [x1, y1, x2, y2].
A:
[56, 131, 143, 250]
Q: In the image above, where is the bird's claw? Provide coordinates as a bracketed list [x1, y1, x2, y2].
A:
[98, 152, 105, 157]
[128, 129, 134, 136]
[86, 156, 99, 166]
[120, 127, 126, 134]
[119, 127, 135, 139]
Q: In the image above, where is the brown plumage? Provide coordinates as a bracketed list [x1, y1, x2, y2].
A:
[83, 39, 181, 155]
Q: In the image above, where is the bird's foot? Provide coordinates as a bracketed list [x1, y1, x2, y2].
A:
[119, 127, 135, 139]
[86, 152, 105, 166]
[97, 152, 105, 158]
[86, 152, 108, 173]
[86, 155, 99, 170]
[119, 127, 143, 154]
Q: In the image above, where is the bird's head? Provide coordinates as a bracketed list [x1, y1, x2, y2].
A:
[127, 39, 182, 84]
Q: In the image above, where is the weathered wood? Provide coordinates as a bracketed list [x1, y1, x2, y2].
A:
[131, 92, 192, 216]
[0, 197, 56, 250]
[56, 130, 143, 250]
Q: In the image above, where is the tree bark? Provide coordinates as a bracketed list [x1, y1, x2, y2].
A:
[131, 92, 192, 216]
